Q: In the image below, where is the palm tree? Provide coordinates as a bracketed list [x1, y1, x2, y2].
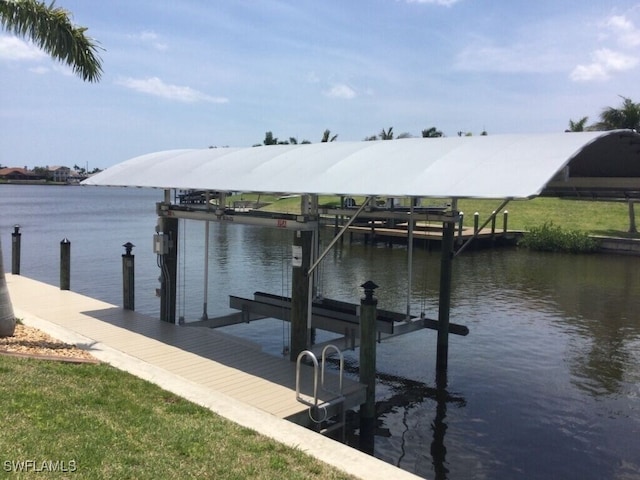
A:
[422, 127, 443, 138]
[262, 131, 278, 145]
[379, 127, 394, 140]
[0, 0, 103, 82]
[567, 116, 589, 132]
[0, 0, 103, 336]
[321, 129, 338, 142]
[365, 127, 411, 141]
[592, 96, 640, 131]
[0, 237, 15, 336]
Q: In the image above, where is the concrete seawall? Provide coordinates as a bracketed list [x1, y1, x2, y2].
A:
[594, 236, 640, 255]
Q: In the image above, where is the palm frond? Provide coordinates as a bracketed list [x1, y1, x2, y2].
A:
[0, 0, 103, 82]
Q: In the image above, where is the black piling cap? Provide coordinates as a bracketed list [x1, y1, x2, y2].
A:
[13, 225, 20, 235]
[123, 242, 135, 255]
[360, 280, 379, 302]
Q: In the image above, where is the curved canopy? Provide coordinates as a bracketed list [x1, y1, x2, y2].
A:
[83, 130, 640, 199]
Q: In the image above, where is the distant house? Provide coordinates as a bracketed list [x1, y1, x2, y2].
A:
[0, 167, 42, 181]
[48, 166, 71, 183]
[67, 169, 83, 184]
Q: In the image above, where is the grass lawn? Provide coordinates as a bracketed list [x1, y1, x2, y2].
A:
[455, 197, 635, 236]
[236, 194, 637, 238]
[0, 356, 355, 480]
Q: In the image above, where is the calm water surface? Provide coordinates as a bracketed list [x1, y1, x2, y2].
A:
[2, 185, 639, 479]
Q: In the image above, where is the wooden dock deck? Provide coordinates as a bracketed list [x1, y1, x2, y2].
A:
[5, 274, 366, 426]
[342, 224, 521, 248]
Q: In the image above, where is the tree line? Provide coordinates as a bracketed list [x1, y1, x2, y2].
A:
[252, 126, 491, 147]
[567, 96, 640, 132]
[256, 95, 640, 148]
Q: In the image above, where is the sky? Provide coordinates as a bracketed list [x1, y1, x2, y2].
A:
[2, 0, 640, 170]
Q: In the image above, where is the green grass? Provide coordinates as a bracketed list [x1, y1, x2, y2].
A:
[240, 194, 638, 237]
[455, 197, 635, 235]
[0, 356, 355, 480]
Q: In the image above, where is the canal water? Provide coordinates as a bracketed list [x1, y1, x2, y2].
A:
[2, 185, 639, 480]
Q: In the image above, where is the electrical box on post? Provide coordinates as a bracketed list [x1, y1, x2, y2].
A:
[153, 233, 169, 255]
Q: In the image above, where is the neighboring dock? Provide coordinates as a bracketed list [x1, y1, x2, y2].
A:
[335, 222, 522, 249]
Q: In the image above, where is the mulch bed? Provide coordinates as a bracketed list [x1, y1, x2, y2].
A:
[0, 324, 100, 364]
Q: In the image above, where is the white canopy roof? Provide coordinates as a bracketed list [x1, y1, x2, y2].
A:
[83, 130, 640, 199]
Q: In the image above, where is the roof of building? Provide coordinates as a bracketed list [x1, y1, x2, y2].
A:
[0, 167, 36, 177]
[83, 130, 640, 199]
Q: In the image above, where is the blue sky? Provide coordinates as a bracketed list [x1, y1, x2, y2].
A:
[2, 0, 640, 170]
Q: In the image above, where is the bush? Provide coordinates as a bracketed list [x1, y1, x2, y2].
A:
[519, 222, 600, 253]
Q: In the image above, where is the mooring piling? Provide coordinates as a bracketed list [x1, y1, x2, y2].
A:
[60, 238, 71, 290]
[122, 242, 135, 310]
[436, 221, 455, 383]
[11, 225, 21, 275]
[359, 280, 378, 454]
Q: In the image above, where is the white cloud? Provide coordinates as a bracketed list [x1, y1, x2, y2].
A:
[605, 14, 640, 47]
[596, 47, 638, 70]
[116, 76, 228, 103]
[129, 30, 168, 51]
[455, 42, 566, 74]
[569, 63, 608, 82]
[0, 35, 46, 61]
[570, 48, 638, 82]
[324, 84, 356, 99]
[569, 13, 640, 82]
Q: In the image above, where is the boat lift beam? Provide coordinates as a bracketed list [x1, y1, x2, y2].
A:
[227, 292, 469, 337]
[156, 202, 318, 231]
[308, 196, 373, 276]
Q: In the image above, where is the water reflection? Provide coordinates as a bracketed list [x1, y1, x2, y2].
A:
[488, 251, 640, 398]
[3, 186, 640, 480]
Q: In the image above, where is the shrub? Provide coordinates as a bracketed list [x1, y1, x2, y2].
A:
[519, 222, 600, 253]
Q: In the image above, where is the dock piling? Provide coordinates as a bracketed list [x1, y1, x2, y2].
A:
[11, 225, 21, 275]
[290, 230, 312, 361]
[436, 222, 455, 383]
[60, 238, 70, 290]
[359, 280, 378, 454]
[122, 242, 135, 310]
[158, 215, 179, 323]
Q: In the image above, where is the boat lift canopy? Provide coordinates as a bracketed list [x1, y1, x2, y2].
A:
[83, 131, 640, 200]
[81, 130, 640, 370]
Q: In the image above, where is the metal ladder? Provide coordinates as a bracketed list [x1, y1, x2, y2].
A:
[295, 345, 346, 440]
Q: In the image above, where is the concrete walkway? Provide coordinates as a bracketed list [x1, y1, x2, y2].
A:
[6, 274, 424, 480]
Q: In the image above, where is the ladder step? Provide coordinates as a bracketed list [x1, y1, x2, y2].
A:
[320, 421, 344, 436]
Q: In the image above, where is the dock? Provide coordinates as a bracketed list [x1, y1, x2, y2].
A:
[5, 274, 428, 480]
[4, 274, 365, 427]
[339, 223, 521, 249]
